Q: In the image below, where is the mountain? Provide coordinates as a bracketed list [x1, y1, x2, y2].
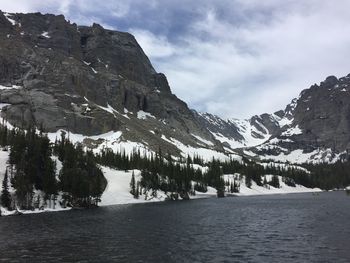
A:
[244, 75, 350, 163]
[0, 11, 349, 164]
[0, 11, 222, 157]
[196, 75, 350, 163]
[194, 111, 280, 150]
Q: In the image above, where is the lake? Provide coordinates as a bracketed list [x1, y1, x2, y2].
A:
[0, 191, 349, 262]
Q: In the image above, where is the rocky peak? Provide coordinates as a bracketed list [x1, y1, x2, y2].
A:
[291, 74, 350, 151]
[321, 75, 338, 87]
[246, 73, 350, 163]
[0, 11, 221, 156]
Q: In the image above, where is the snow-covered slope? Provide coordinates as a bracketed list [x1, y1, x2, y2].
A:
[194, 112, 279, 150]
[99, 166, 321, 205]
[100, 167, 166, 205]
[212, 118, 271, 148]
[0, 150, 9, 183]
[226, 174, 321, 196]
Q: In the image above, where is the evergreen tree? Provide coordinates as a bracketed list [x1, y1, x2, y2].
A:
[130, 171, 136, 197]
[1, 169, 11, 210]
[263, 176, 268, 186]
[245, 175, 252, 188]
[12, 152, 34, 209]
[135, 182, 140, 199]
[233, 179, 240, 193]
[0, 125, 8, 146]
[269, 175, 280, 188]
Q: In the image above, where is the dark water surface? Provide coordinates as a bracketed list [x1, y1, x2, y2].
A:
[0, 191, 350, 262]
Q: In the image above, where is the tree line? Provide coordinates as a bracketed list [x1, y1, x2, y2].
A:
[0, 125, 106, 212]
[96, 148, 304, 199]
[2, 122, 350, 211]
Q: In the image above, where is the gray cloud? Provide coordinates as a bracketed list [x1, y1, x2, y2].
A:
[2, 1, 350, 118]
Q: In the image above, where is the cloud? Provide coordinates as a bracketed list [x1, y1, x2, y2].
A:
[130, 29, 176, 58]
[133, 1, 350, 118]
[2, 1, 350, 119]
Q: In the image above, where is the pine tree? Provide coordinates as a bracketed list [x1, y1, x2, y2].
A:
[0, 125, 8, 146]
[130, 171, 136, 197]
[269, 175, 280, 188]
[245, 175, 252, 188]
[263, 176, 268, 186]
[1, 169, 11, 210]
[233, 179, 240, 193]
[135, 182, 140, 199]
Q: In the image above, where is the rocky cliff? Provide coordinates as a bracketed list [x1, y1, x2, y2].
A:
[244, 75, 350, 163]
[0, 11, 222, 156]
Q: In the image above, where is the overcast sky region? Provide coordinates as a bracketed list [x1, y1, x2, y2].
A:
[2, 0, 350, 119]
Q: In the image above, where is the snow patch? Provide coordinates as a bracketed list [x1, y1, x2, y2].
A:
[100, 168, 166, 206]
[272, 113, 293, 127]
[211, 117, 271, 149]
[0, 84, 22, 90]
[41, 31, 50, 38]
[3, 13, 16, 26]
[281, 125, 302, 136]
[260, 148, 343, 164]
[232, 174, 321, 196]
[137, 110, 156, 120]
[97, 103, 116, 115]
[191, 134, 214, 146]
[161, 135, 229, 162]
[243, 150, 256, 157]
[46, 129, 152, 158]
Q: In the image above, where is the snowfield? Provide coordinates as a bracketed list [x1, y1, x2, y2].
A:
[99, 166, 321, 205]
[47, 129, 152, 158]
[259, 148, 344, 164]
[100, 167, 166, 206]
[0, 85, 22, 90]
[0, 150, 9, 184]
[161, 135, 231, 162]
[225, 174, 321, 196]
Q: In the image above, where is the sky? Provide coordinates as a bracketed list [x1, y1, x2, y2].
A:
[2, 0, 350, 119]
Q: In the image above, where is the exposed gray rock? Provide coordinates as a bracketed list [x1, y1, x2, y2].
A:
[247, 74, 350, 161]
[0, 11, 221, 155]
[292, 75, 350, 152]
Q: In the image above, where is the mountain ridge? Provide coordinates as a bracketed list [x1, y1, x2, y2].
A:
[0, 11, 349, 164]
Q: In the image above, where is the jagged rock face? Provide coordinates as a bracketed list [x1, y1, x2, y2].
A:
[194, 111, 280, 150]
[292, 75, 350, 152]
[250, 113, 280, 138]
[194, 112, 244, 142]
[0, 11, 221, 155]
[244, 75, 350, 163]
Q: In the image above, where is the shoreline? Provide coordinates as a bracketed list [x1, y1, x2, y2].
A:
[0, 188, 326, 217]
